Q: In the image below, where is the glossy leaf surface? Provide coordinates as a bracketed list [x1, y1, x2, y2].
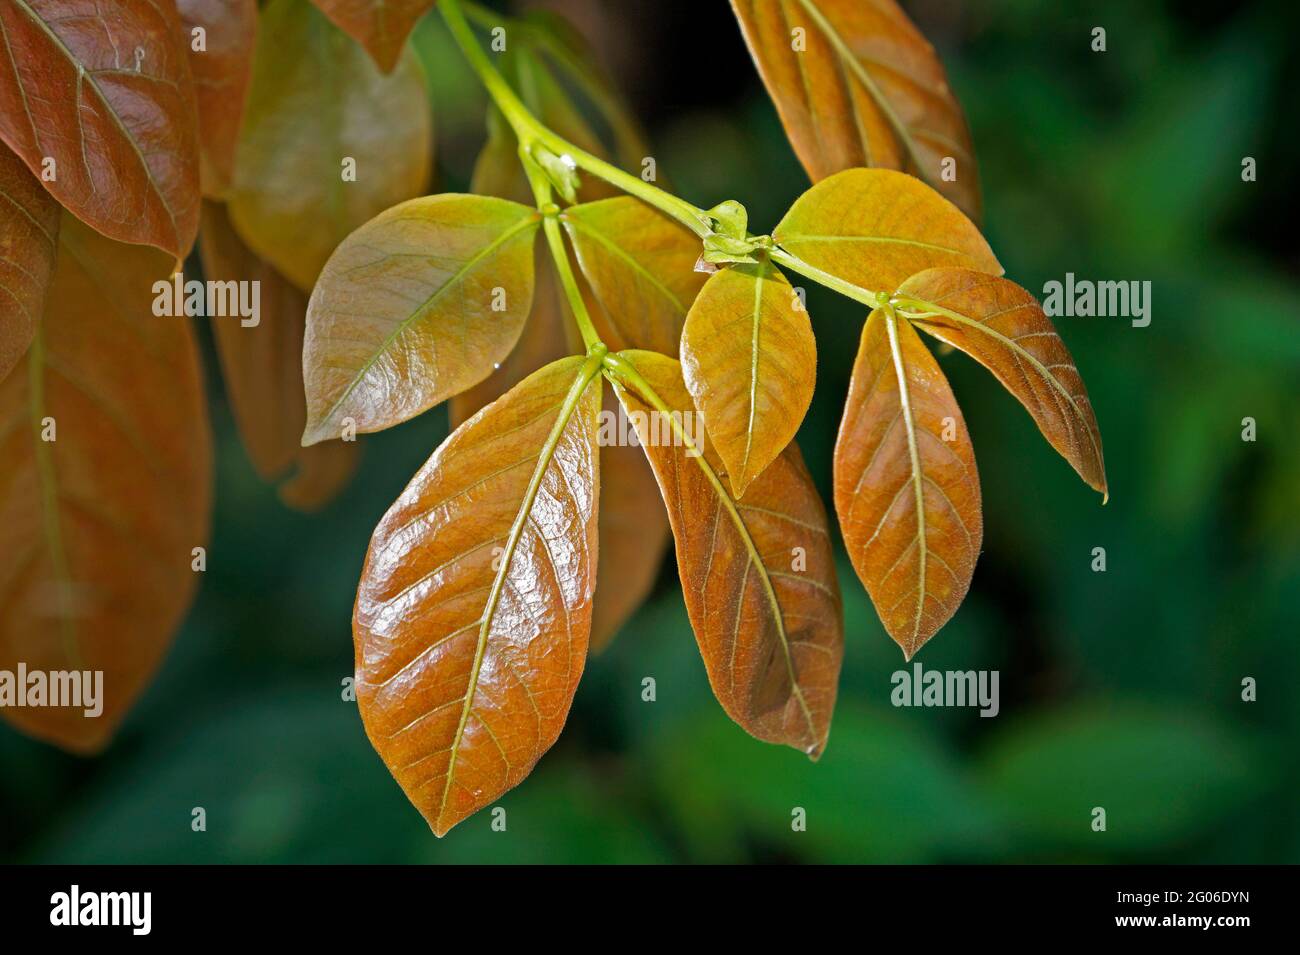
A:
[309, 0, 436, 73]
[199, 202, 358, 509]
[612, 350, 842, 757]
[834, 309, 981, 658]
[563, 197, 707, 354]
[0, 145, 59, 381]
[681, 259, 815, 498]
[229, 0, 431, 290]
[0, 216, 211, 751]
[302, 194, 540, 445]
[731, 0, 981, 219]
[774, 168, 1000, 296]
[897, 268, 1107, 498]
[0, 0, 201, 260]
[177, 0, 257, 197]
[354, 356, 601, 835]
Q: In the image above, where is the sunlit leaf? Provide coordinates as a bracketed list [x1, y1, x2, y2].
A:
[309, 0, 436, 73]
[731, 0, 981, 219]
[229, 0, 432, 290]
[177, 0, 257, 198]
[681, 258, 815, 498]
[611, 350, 842, 757]
[302, 194, 540, 445]
[0, 215, 211, 752]
[0, 0, 201, 260]
[834, 308, 981, 658]
[355, 355, 602, 836]
[0, 145, 59, 381]
[896, 268, 1107, 498]
[773, 168, 1000, 297]
[198, 202, 359, 510]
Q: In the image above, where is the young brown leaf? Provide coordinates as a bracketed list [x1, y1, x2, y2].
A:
[229, 0, 431, 290]
[0, 145, 60, 381]
[611, 350, 842, 757]
[681, 259, 816, 498]
[731, 0, 982, 219]
[302, 194, 540, 445]
[0, 215, 211, 752]
[563, 197, 708, 354]
[0, 0, 201, 260]
[309, 0, 435, 74]
[834, 309, 981, 659]
[773, 168, 1000, 297]
[177, 0, 257, 198]
[354, 355, 602, 836]
[896, 268, 1108, 499]
[199, 202, 358, 510]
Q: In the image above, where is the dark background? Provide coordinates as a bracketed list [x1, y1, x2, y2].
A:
[2, 0, 1297, 863]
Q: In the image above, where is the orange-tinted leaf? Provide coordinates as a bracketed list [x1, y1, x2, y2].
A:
[229, 0, 431, 290]
[773, 168, 1000, 297]
[681, 259, 815, 498]
[834, 308, 981, 659]
[0, 215, 211, 752]
[309, 0, 435, 73]
[198, 202, 358, 510]
[355, 355, 602, 835]
[302, 194, 540, 445]
[611, 350, 842, 757]
[0, 0, 201, 260]
[590, 390, 670, 652]
[731, 0, 982, 219]
[563, 197, 707, 353]
[896, 267, 1108, 498]
[177, 0, 257, 197]
[0, 145, 59, 381]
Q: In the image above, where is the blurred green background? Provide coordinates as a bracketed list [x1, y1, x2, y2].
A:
[3, 0, 1297, 863]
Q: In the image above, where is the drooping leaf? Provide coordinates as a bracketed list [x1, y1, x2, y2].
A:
[611, 350, 842, 757]
[309, 0, 436, 73]
[0, 215, 212, 752]
[896, 268, 1107, 498]
[563, 197, 708, 354]
[0, 0, 201, 260]
[177, 0, 257, 198]
[198, 202, 358, 510]
[302, 194, 540, 445]
[773, 168, 1000, 297]
[730, 0, 982, 219]
[0, 145, 60, 381]
[228, 0, 432, 290]
[681, 258, 815, 498]
[354, 355, 603, 836]
[834, 308, 981, 658]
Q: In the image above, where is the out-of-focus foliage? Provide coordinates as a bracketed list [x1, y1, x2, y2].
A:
[2, 0, 1296, 863]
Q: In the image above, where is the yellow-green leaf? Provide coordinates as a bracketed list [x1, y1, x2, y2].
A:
[229, 0, 432, 290]
[681, 259, 815, 498]
[302, 194, 541, 445]
[773, 168, 1000, 297]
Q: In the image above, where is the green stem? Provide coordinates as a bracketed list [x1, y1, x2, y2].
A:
[769, 246, 885, 309]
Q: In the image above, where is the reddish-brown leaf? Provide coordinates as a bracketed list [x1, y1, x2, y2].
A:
[611, 350, 842, 757]
[0, 215, 212, 752]
[0, 144, 60, 381]
[895, 267, 1108, 499]
[355, 355, 602, 835]
[177, 0, 257, 197]
[731, 0, 982, 219]
[309, 0, 436, 73]
[834, 308, 981, 659]
[198, 202, 358, 511]
[0, 0, 201, 260]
